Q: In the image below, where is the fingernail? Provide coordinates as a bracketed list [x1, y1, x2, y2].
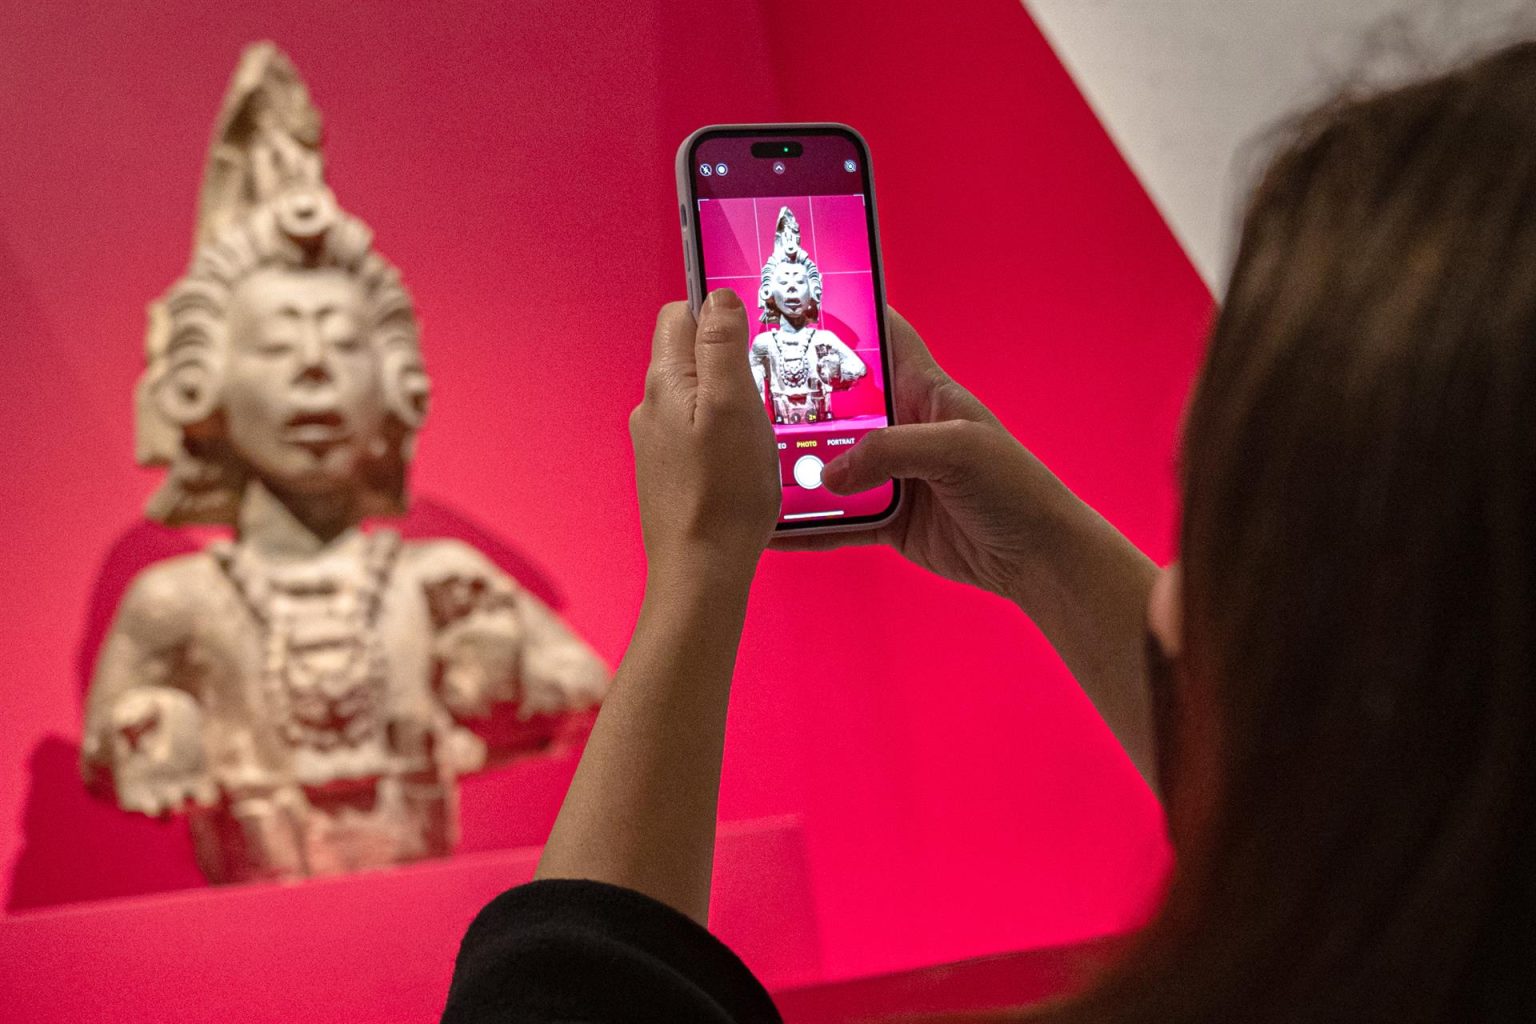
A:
[707, 288, 741, 310]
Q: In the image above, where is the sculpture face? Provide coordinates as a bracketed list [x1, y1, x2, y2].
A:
[768, 263, 813, 321]
[223, 266, 387, 493]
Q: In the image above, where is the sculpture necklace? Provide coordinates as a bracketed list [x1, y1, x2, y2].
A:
[773, 327, 818, 387]
[214, 530, 401, 757]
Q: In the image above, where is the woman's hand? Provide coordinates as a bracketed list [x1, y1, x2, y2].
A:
[535, 292, 781, 919]
[774, 307, 1069, 607]
[777, 307, 1163, 788]
[630, 292, 781, 581]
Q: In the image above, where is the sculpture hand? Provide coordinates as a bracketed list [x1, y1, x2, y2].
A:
[631, 292, 780, 575]
[436, 616, 523, 717]
[771, 308, 1091, 606]
[519, 641, 609, 720]
[107, 687, 218, 817]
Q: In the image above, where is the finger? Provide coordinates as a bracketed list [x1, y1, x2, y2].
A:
[821, 420, 980, 494]
[649, 301, 697, 383]
[885, 306, 940, 376]
[694, 288, 756, 405]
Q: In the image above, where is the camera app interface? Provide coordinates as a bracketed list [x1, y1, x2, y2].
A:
[691, 134, 895, 526]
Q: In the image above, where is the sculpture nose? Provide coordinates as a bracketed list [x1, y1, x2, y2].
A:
[294, 324, 335, 385]
[297, 361, 332, 386]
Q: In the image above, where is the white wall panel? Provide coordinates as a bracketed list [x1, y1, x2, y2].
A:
[1023, 0, 1533, 289]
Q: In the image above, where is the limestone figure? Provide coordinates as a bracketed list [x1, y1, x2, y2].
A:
[749, 207, 867, 424]
[81, 43, 609, 884]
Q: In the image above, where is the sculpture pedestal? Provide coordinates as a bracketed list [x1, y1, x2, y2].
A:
[0, 815, 820, 1024]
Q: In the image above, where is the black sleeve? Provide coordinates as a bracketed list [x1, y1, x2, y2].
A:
[441, 878, 783, 1024]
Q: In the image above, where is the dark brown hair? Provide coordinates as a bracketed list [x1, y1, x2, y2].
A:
[976, 37, 1536, 1024]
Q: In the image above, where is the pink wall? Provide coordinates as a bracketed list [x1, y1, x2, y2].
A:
[0, 0, 1210, 984]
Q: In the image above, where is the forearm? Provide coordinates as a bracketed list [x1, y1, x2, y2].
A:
[1010, 476, 1162, 792]
[534, 559, 754, 925]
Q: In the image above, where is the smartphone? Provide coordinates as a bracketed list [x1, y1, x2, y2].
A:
[676, 123, 901, 534]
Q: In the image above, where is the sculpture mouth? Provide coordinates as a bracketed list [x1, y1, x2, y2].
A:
[283, 411, 350, 445]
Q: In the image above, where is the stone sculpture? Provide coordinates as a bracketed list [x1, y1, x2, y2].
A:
[749, 207, 867, 424]
[81, 43, 609, 884]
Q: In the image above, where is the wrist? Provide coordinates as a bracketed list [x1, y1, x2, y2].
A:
[632, 554, 757, 687]
[1002, 485, 1158, 623]
[993, 454, 1133, 611]
[644, 544, 759, 604]
[981, 450, 1087, 611]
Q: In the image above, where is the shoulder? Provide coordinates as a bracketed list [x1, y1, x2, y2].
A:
[114, 553, 219, 638]
[400, 537, 514, 585]
[398, 539, 523, 629]
[750, 332, 774, 352]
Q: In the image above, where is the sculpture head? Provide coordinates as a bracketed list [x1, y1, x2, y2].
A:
[137, 188, 429, 524]
[764, 261, 818, 324]
[759, 206, 823, 325]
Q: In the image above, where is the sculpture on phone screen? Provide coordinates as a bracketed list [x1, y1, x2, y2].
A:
[80, 43, 609, 884]
[750, 207, 867, 424]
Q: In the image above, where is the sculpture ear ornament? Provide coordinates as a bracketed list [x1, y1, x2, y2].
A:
[147, 292, 227, 432]
[381, 335, 430, 430]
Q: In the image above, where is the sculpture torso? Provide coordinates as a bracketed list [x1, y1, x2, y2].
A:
[750, 323, 865, 424]
[761, 327, 817, 389]
[84, 533, 605, 882]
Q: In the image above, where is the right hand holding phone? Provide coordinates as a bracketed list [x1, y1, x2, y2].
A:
[773, 308, 1071, 607]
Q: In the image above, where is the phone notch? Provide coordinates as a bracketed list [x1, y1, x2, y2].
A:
[750, 141, 804, 159]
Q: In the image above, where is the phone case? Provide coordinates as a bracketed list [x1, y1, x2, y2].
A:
[674, 123, 902, 536]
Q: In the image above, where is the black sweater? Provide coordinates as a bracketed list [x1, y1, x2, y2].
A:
[442, 879, 784, 1023]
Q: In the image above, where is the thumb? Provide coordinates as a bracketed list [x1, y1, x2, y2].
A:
[821, 420, 983, 494]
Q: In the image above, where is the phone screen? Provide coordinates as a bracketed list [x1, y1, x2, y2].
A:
[684, 128, 899, 530]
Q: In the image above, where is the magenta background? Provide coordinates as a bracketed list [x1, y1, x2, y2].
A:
[699, 193, 895, 522]
[0, 0, 1212, 1003]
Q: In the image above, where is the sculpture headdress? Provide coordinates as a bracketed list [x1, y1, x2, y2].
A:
[758, 207, 823, 324]
[135, 43, 428, 525]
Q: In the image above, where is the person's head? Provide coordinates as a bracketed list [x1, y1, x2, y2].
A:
[137, 187, 429, 524]
[1014, 38, 1536, 1024]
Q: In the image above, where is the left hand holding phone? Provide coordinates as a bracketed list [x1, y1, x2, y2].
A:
[630, 290, 781, 583]
[534, 290, 782, 923]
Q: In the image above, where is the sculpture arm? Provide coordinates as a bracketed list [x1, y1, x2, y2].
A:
[82, 567, 216, 816]
[514, 589, 610, 719]
[425, 542, 609, 725]
[817, 331, 867, 386]
[748, 337, 772, 395]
